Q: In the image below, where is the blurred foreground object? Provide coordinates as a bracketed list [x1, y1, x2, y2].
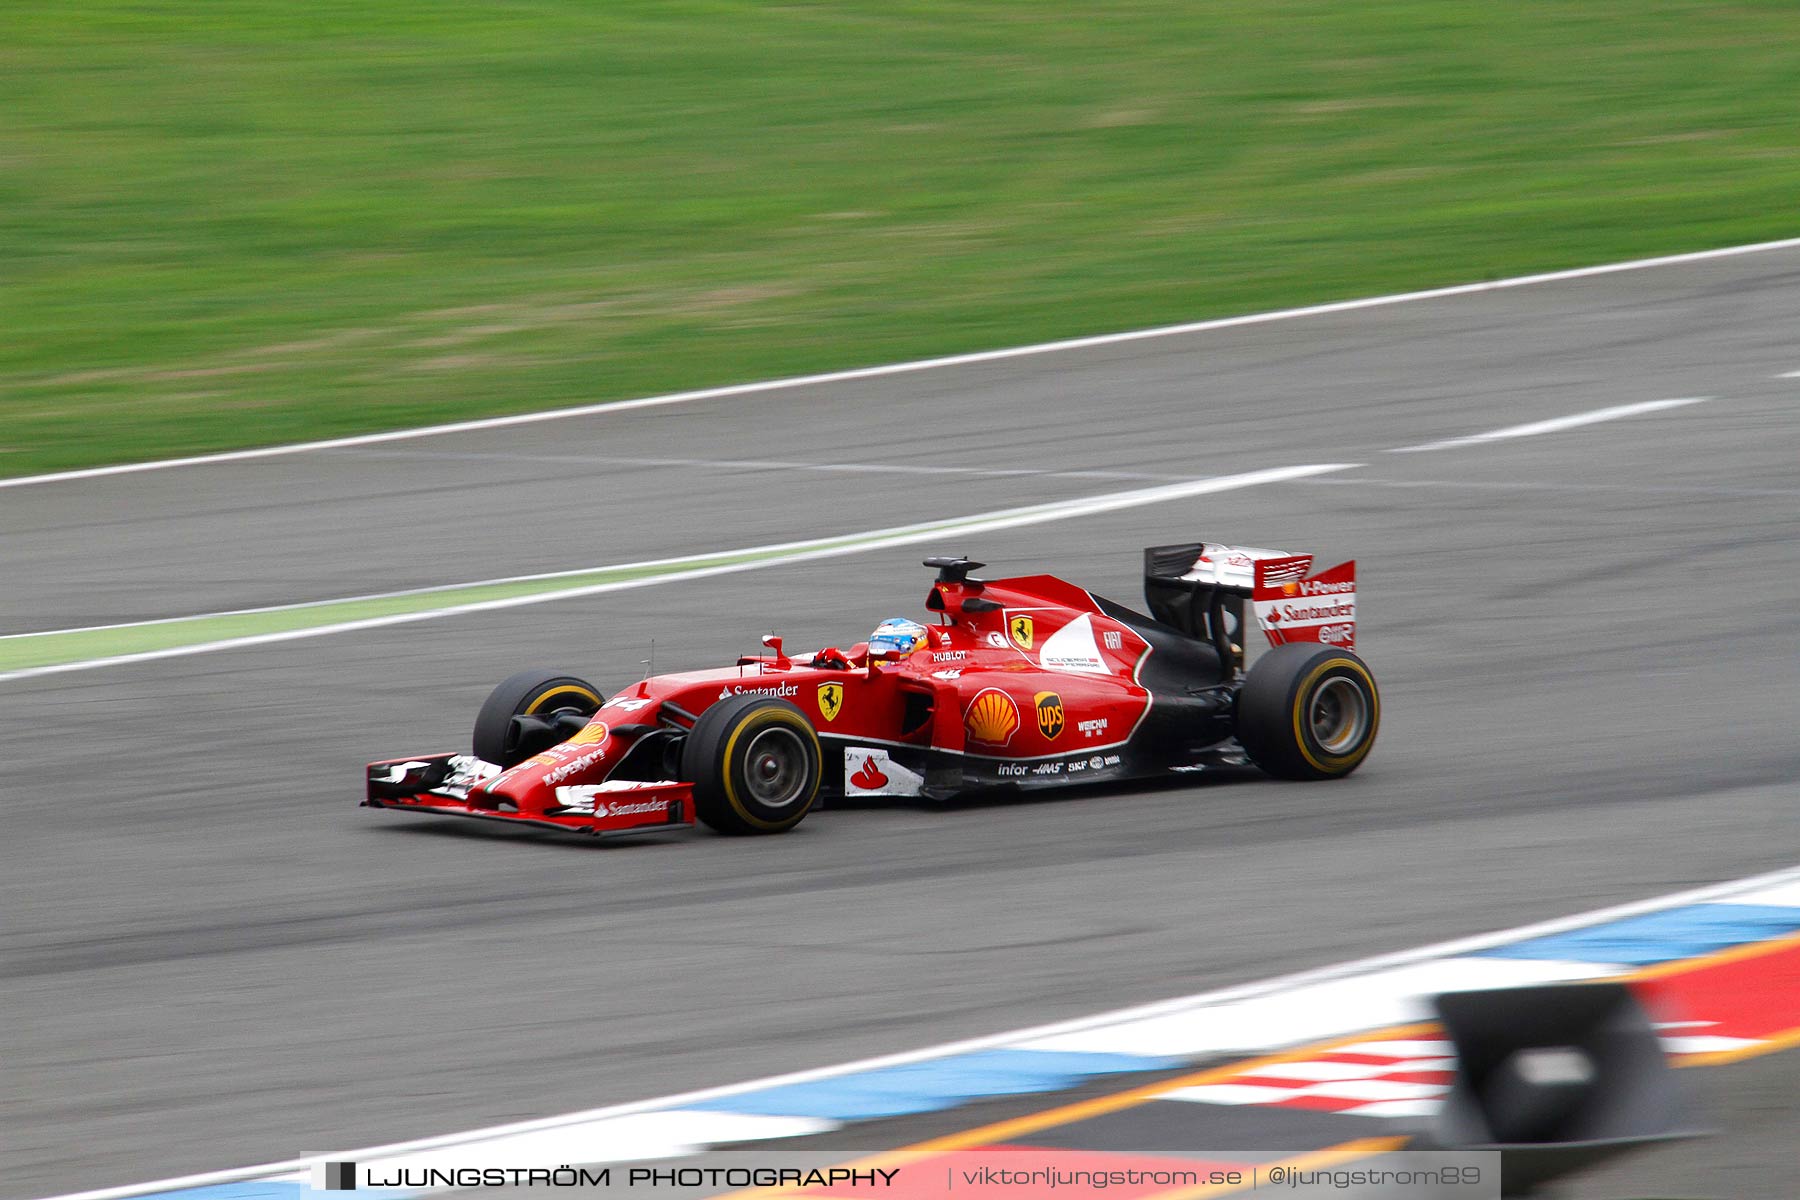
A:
[1418, 982, 1707, 1196]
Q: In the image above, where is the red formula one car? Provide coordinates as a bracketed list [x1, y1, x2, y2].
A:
[365, 544, 1378, 838]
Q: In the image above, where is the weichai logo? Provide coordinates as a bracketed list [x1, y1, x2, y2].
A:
[1034, 691, 1065, 740]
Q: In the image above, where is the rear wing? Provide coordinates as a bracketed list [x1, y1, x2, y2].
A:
[1144, 543, 1356, 670]
[1251, 556, 1356, 650]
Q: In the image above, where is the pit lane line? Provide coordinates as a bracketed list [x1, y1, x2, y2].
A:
[328, 446, 1177, 483]
[354, 395, 1711, 472]
[0, 462, 1351, 683]
[1295, 476, 1800, 501]
[2, 235, 1793, 493]
[1386, 396, 1707, 453]
[38, 864, 1800, 1200]
[0, 382, 1720, 681]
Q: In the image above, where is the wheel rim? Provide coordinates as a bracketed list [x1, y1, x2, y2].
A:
[1308, 676, 1369, 755]
[742, 727, 810, 809]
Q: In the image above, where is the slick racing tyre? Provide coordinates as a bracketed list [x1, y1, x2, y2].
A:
[681, 696, 821, 835]
[473, 669, 605, 768]
[1237, 643, 1379, 780]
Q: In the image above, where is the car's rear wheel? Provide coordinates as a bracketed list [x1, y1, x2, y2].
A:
[681, 696, 821, 835]
[473, 669, 605, 768]
[1236, 643, 1379, 780]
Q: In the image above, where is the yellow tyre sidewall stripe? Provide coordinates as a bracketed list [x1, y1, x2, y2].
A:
[720, 708, 820, 831]
[524, 683, 601, 714]
[1291, 656, 1379, 775]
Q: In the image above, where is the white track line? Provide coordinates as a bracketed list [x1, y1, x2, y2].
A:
[333, 445, 1174, 483]
[5, 236, 1798, 492]
[1387, 397, 1707, 454]
[1780, 369, 1800, 378]
[0, 463, 1352, 684]
[44, 861, 1800, 1200]
[5, 382, 1729, 650]
[0, 483, 1185, 643]
[1297, 476, 1800, 500]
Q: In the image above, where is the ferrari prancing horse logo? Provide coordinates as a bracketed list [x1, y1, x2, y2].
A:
[1008, 614, 1034, 651]
[817, 682, 844, 722]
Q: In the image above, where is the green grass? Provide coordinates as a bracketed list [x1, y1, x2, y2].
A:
[3, 1, 1797, 477]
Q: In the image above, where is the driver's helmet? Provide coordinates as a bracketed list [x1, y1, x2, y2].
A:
[867, 617, 929, 660]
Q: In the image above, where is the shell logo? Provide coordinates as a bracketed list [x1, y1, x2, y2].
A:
[964, 687, 1021, 746]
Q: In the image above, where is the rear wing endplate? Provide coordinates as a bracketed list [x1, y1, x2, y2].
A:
[1252, 556, 1357, 650]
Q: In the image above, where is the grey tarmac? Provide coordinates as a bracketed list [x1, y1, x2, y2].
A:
[3, 247, 1798, 1196]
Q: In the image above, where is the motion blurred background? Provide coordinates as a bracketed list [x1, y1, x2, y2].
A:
[8, 6, 1800, 1198]
[4, 0, 1798, 476]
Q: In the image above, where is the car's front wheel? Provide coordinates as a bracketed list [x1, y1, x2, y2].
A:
[473, 669, 605, 768]
[1236, 643, 1379, 780]
[681, 696, 821, 835]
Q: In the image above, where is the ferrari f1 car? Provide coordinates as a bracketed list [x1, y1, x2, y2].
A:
[365, 543, 1378, 838]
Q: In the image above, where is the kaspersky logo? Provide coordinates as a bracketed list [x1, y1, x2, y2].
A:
[313, 1162, 357, 1190]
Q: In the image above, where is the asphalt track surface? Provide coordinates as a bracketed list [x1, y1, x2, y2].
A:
[5, 248, 1800, 1197]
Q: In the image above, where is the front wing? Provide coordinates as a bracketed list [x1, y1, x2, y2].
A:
[364, 754, 694, 836]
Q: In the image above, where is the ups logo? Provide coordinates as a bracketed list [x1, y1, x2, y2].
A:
[1034, 691, 1065, 740]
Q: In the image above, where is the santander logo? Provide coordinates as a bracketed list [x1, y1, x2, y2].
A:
[849, 757, 890, 791]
